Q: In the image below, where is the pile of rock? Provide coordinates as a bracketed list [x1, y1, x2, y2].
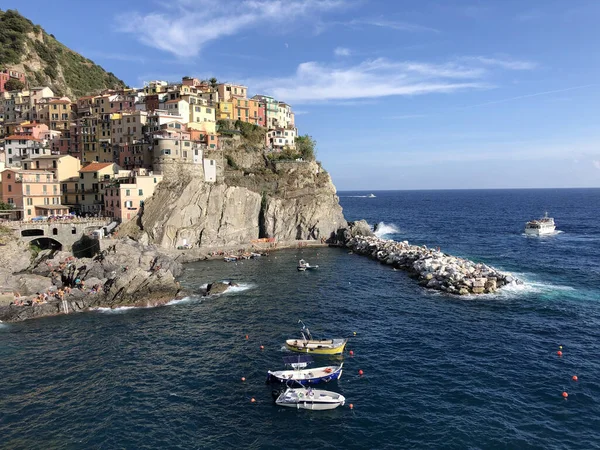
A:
[346, 235, 519, 295]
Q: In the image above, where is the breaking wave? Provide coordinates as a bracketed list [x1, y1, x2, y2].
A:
[94, 306, 141, 314]
[374, 222, 400, 238]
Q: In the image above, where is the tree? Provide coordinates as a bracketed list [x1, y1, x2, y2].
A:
[295, 135, 317, 161]
[209, 77, 218, 89]
[4, 78, 25, 91]
[0, 201, 14, 210]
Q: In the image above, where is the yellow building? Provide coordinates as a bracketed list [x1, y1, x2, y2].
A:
[65, 162, 121, 215]
[217, 101, 233, 120]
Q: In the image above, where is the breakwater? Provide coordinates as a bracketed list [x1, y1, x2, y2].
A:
[346, 235, 519, 295]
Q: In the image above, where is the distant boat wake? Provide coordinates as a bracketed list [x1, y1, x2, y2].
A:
[373, 222, 400, 238]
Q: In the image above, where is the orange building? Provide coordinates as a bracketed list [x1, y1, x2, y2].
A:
[1, 168, 68, 221]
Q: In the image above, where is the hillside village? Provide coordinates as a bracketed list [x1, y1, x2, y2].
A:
[0, 71, 303, 223]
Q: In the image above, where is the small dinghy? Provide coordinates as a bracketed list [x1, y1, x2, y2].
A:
[297, 259, 319, 271]
[266, 355, 343, 386]
[273, 386, 345, 410]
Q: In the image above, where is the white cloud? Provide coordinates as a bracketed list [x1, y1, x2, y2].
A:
[251, 58, 496, 103]
[342, 18, 440, 33]
[334, 47, 351, 56]
[465, 56, 537, 70]
[117, 0, 345, 57]
[593, 160, 600, 170]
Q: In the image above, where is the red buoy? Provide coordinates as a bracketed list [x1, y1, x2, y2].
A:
[349, 403, 354, 410]
[241, 377, 246, 382]
[557, 351, 563, 357]
[349, 350, 354, 356]
[562, 392, 568, 399]
[245, 335, 249, 340]
[358, 369, 364, 376]
[260, 345, 265, 350]
[572, 375, 578, 382]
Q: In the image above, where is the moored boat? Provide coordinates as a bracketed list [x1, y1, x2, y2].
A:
[272, 386, 345, 410]
[285, 321, 347, 355]
[525, 212, 556, 236]
[297, 259, 319, 271]
[266, 355, 343, 385]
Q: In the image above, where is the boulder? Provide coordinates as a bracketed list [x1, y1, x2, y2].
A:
[205, 281, 237, 296]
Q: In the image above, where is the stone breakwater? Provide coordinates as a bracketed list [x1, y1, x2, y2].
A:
[346, 235, 519, 295]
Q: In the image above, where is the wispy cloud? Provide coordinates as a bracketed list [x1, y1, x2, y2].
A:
[460, 84, 596, 109]
[117, 0, 345, 57]
[345, 18, 440, 33]
[252, 57, 495, 103]
[463, 56, 537, 71]
[334, 47, 352, 57]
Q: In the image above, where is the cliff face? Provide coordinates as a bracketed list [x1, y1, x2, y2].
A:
[0, 9, 126, 97]
[131, 149, 346, 249]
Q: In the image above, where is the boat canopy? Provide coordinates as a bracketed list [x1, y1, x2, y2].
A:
[283, 355, 313, 365]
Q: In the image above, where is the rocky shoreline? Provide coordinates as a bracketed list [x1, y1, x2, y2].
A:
[345, 232, 519, 295]
[0, 238, 182, 323]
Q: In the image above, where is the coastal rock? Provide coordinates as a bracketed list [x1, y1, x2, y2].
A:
[205, 281, 238, 296]
[345, 234, 518, 296]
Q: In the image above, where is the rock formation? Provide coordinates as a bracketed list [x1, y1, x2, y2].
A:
[345, 234, 520, 295]
[126, 147, 347, 249]
[0, 238, 181, 323]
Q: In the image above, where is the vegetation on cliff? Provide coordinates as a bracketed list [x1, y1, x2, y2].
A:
[0, 9, 126, 97]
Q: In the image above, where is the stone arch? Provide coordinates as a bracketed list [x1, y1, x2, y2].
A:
[21, 229, 44, 237]
[29, 237, 63, 251]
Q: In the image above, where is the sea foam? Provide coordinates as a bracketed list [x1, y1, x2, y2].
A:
[374, 222, 400, 238]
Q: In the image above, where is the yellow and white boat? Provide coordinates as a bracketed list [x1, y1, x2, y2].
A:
[285, 321, 348, 355]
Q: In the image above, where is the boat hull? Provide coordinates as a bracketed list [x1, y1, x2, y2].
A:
[285, 339, 347, 355]
[266, 365, 343, 385]
[275, 388, 345, 410]
[524, 226, 556, 236]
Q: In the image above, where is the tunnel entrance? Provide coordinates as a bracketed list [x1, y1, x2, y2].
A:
[30, 237, 63, 251]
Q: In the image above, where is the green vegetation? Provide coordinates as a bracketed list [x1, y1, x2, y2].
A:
[0, 9, 34, 67]
[295, 135, 317, 161]
[267, 147, 302, 161]
[225, 155, 239, 169]
[29, 243, 42, 259]
[217, 119, 266, 147]
[0, 201, 14, 211]
[0, 9, 126, 96]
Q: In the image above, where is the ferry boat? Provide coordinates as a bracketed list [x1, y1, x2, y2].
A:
[525, 212, 556, 236]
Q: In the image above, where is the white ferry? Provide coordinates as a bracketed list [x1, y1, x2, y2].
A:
[525, 212, 556, 236]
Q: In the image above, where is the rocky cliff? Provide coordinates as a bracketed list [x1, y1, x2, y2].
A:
[123, 137, 347, 249]
[0, 9, 126, 97]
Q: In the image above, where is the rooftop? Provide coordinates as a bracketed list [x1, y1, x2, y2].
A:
[79, 162, 114, 173]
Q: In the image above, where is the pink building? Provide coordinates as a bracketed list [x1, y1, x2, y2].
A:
[104, 169, 163, 221]
[0, 69, 26, 93]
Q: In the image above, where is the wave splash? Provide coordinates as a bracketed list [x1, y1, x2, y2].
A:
[373, 222, 400, 238]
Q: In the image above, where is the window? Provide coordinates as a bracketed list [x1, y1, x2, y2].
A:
[154, 178, 157, 183]
[138, 189, 143, 196]
[163, 149, 171, 155]
[125, 189, 130, 196]
[26, 198, 32, 205]
[43, 185, 47, 193]
[7, 185, 11, 192]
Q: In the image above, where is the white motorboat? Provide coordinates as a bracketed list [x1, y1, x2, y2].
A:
[525, 212, 556, 235]
[273, 386, 345, 410]
[368, 193, 376, 198]
[297, 259, 319, 271]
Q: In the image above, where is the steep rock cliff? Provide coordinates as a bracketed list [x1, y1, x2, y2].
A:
[128, 152, 346, 249]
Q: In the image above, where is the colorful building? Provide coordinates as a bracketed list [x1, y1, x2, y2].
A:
[0, 168, 68, 221]
[217, 83, 248, 102]
[0, 69, 26, 93]
[104, 169, 163, 221]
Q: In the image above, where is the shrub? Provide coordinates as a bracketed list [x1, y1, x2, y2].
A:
[4, 78, 24, 91]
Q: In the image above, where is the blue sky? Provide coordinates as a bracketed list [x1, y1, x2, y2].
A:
[5, 0, 600, 189]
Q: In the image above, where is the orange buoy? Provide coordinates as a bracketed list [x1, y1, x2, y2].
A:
[260, 345, 265, 350]
[349, 350, 354, 356]
[358, 369, 364, 376]
[245, 335, 249, 340]
[251, 397, 256, 403]
[349, 403, 354, 410]
[562, 392, 568, 399]
[241, 377, 246, 382]
[557, 351, 563, 357]
[572, 375, 578, 381]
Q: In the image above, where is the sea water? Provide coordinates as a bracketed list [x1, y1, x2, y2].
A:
[1, 189, 599, 449]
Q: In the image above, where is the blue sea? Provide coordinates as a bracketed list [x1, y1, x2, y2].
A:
[1, 189, 600, 449]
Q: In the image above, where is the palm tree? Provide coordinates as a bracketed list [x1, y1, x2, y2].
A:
[209, 77, 218, 89]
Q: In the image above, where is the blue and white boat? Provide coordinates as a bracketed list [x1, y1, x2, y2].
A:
[266, 355, 343, 386]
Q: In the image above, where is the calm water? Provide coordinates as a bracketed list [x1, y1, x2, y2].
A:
[1, 189, 600, 449]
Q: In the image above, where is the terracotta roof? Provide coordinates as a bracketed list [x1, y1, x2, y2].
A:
[4, 135, 41, 141]
[165, 99, 181, 104]
[49, 99, 71, 104]
[79, 162, 113, 173]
